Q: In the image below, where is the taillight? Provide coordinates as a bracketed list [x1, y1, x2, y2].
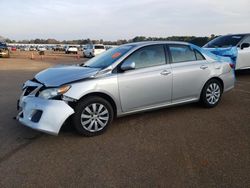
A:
[229, 63, 235, 69]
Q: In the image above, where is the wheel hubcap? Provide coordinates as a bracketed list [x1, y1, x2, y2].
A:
[81, 103, 109, 132]
[206, 83, 221, 105]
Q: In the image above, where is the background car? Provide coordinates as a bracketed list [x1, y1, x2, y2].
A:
[11, 46, 17, 51]
[53, 45, 65, 51]
[29, 46, 37, 51]
[0, 42, 10, 58]
[65, 46, 78, 54]
[83, 44, 106, 57]
[20, 46, 30, 51]
[203, 33, 250, 70]
[37, 46, 46, 52]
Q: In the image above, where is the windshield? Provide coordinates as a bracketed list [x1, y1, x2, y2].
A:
[83, 45, 134, 69]
[204, 35, 245, 48]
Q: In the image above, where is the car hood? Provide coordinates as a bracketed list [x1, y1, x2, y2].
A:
[35, 65, 100, 87]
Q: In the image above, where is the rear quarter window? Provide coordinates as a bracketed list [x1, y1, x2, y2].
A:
[194, 49, 205, 60]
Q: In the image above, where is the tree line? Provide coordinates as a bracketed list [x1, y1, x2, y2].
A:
[4, 34, 217, 47]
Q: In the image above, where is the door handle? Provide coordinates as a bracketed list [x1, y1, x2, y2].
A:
[200, 65, 208, 70]
[160, 70, 171, 76]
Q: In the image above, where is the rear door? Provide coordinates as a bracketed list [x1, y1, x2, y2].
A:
[168, 44, 212, 102]
[117, 44, 172, 112]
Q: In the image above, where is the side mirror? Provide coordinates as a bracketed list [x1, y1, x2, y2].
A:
[241, 43, 250, 50]
[121, 61, 135, 71]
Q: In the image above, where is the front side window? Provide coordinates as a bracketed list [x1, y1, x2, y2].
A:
[122, 45, 166, 69]
[169, 45, 196, 63]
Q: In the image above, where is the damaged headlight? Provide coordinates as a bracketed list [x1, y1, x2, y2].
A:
[39, 85, 71, 99]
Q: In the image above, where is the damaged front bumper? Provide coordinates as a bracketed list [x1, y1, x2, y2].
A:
[17, 96, 74, 135]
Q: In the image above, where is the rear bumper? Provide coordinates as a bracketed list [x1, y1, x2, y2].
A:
[17, 96, 74, 135]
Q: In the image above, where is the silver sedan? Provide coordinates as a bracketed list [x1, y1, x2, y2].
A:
[17, 41, 235, 136]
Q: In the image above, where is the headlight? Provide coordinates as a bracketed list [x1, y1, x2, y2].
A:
[39, 85, 71, 99]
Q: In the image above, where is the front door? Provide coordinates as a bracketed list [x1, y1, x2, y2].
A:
[118, 44, 172, 112]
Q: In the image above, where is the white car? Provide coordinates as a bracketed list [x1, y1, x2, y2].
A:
[83, 44, 106, 57]
[204, 33, 250, 70]
[65, 46, 78, 54]
[37, 46, 46, 52]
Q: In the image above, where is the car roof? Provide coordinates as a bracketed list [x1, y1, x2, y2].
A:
[223, 33, 250, 37]
[123, 41, 190, 47]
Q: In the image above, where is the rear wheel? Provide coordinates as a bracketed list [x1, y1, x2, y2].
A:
[200, 79, 222, 108]
[72, 96, 114, 136]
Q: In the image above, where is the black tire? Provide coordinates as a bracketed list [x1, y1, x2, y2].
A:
[72, 96, 114, 136]
[200, 79, 223, 108]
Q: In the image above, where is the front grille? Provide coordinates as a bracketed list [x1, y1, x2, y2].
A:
[23, 86, 37, 96]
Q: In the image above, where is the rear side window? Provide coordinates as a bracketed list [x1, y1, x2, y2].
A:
[169, 45, 196, 63]
[95, 45, 105, 49]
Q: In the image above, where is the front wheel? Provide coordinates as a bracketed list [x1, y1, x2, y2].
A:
[72, 96, 114, 136]
[200, 79, 222, 108]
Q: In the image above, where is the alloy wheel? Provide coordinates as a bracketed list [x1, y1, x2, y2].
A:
[206, 83, 221, 105]
[80, 103, 109, 132]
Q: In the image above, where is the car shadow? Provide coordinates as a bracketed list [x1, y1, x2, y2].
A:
[59, 102, 200, 136]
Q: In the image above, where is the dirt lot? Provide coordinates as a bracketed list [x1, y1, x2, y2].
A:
[0, 51, 250, 187]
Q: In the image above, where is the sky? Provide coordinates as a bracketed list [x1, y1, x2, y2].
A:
[0, 0, 249, 41]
